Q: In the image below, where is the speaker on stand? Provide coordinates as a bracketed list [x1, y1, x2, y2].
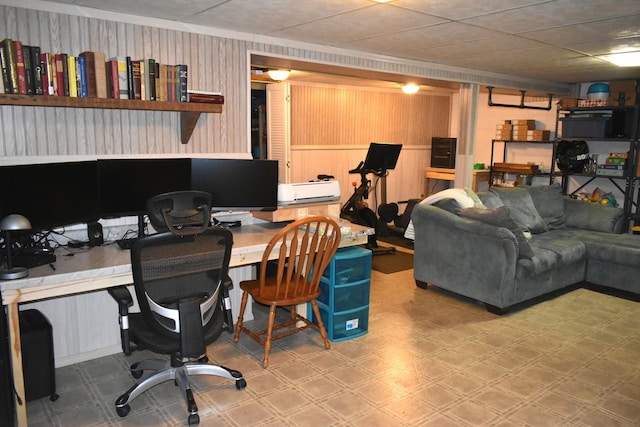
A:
[87, 222, 104, 247]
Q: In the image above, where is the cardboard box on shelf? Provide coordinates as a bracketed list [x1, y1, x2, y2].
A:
[609, 80, 636, 107]
[526, 130, 551, 141]
[512, 120, 536, 129]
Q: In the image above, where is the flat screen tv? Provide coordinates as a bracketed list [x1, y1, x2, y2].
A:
[98, 158, 192, 217]
[0, 161, 100, 231]
[191, 158, 278, 211]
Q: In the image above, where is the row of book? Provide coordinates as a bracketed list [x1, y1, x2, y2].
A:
[0, 38, 192, 102]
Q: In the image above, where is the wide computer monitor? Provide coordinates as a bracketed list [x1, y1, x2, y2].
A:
[191, 158, 278, 211]
[0, 161, 100, 231]
[362, 142, 403, 173]
[98, 158, 192, 217]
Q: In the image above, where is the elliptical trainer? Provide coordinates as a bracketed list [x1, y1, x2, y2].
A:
[340, 142, 402, 255]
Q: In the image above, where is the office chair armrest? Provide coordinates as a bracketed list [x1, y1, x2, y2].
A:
[223, 274, 233, 291]
[107, 286, 134, 356]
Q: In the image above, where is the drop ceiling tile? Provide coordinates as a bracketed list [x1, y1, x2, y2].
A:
[340, 22, 499, 54]
[521, 15, 640, 45]
[566, 36, 640, 56]
[393, 0, 550, 20]
[270, 4, 446, 45]
[74, 0, 225, 20]
[462, 0, 640, 34]
[188, 0, 367, 34]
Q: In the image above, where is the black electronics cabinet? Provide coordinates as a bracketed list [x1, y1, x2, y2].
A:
[19, 309, 57, 402]
[431, 137, 456, 169]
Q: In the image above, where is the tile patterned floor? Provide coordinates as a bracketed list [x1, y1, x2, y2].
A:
[26, 266, 640, 426]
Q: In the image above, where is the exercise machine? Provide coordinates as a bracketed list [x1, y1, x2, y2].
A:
[341, 142, 402, 254]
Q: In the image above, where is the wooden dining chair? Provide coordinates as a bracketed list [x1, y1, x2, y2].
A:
[233, 216, 341, 367]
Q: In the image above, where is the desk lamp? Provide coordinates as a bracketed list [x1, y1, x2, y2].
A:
[0, 214, 32, 280]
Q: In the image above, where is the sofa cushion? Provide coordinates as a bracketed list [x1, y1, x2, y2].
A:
[477, 191, 504, 208]
[517, 232, 586, 278]
[522, 184, 566, 229]
[459, 206, 534, 259]
[489, 187, 547, 234]
[563, 198, 625, 234]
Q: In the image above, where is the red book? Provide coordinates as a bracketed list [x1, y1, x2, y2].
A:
[107, 60, 120, 99]
[12, 40, 27, 94]
[39, 52, 49, 96]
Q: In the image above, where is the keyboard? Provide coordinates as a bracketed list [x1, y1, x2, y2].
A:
[116, 238, 136, 250]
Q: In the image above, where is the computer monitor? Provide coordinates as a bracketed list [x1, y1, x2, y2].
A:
[0, 161, 100, 231]
[362, 142, 402, 173]
[98, 158, 192, 217]
[191, 158, 278, 211]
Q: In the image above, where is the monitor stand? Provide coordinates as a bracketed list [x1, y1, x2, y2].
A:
[116, 215, 145, 250]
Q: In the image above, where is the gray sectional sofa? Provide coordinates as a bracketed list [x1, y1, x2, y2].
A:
[411, 184, 640, 314]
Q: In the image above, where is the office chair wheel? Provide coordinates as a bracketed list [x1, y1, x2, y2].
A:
[131, 369, 143, 379]
[116, 404, 130, 417]
[188, 413, 200, 426]
[235, 378, 247, 389]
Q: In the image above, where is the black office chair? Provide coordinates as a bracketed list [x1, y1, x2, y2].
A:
[108, 191, 246, 426]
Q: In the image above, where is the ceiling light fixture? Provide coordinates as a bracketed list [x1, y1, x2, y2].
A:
[267, 69, 290, 82]
[370, 0, 395, 3]
[600, 51, 640, 67]
[401, 83, 420, 94]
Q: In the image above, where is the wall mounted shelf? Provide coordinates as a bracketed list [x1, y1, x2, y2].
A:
[0, 94, 223, 144]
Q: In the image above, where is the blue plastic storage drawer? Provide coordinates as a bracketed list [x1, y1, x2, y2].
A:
[317, 278, 370, 312]
[322, 246, 372, 284]
[320, 305, 368, 341]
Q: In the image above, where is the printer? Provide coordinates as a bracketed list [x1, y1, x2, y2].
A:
[277, 181, 341, 205]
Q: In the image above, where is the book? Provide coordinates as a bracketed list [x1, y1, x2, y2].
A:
[79, 51, 107, 98]
[130, 59, 142, 100]
[40, 53, 50, 95]
[157, 63, 166, 101]
[13, 40, 27, 94]
[126, 56, 134, 99]
[22, 45, 34, 95]
[29, 46, 43, 95]
[144, 58, 156, 100]
[139, 60, 145, 100]
[0, 38, 17, 93]
[61, 53, 70, 96]
[177, 64, 188, 102]
[77, 55, 87, 97]
[106, 60, 119, 99]
[109, 56, 128, 99]
[67, 56, 77, 97]
[55, 53, 65, 96]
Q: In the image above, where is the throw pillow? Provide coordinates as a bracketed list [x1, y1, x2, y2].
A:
[459, 206, 535, 259]
[489, 187, 547, 234]
[521, 184, 566, 229]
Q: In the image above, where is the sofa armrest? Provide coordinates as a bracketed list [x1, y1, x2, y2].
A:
[411, 203, 520, 308]
[564, 198, 625, 234]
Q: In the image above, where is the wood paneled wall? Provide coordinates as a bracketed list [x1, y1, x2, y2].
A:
[0, 6, 247, 157]
[290, 84, 450, 147]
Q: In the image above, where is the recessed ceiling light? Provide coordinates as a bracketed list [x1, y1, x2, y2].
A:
[600, 51, 640, 67]
[370, 0, 395, 3]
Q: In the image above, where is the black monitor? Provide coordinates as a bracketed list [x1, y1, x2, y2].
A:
[98, 158, 192, 217]
[362, 142, 402, 173]
[0, 161, 100, 231]
[191, 158, 278, 211]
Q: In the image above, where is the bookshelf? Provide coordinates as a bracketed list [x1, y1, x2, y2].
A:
[0, 94, 222, 144]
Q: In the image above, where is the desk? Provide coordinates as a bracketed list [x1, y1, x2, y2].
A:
[424, 167, 491, 193]
[1, 222, 371, 427]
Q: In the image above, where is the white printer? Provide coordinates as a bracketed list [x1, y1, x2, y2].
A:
[277, 181, 341, 204]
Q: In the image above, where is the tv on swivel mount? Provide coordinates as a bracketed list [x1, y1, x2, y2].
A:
[362, 142, 403, 173]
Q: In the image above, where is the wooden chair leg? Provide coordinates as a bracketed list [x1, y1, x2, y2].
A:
[233, 291, 249, 343]
[310, 300, 331, 350]
[263, 304, 277, 368]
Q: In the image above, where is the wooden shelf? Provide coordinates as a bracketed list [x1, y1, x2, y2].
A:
[0, 94, 223, 144]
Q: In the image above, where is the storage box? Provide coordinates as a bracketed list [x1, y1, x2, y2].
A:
[512, 119, 536, 128]
[560, 116, 610, 138]
[609, 80, 637, 107]
[526, 130, 551, 141]
[322, 248, 371, 284]
[314, 305, 369, 341]
[558, 98, 578, 108]
[318, 278, 370, 312]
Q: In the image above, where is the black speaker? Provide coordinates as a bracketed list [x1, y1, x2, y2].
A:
[87, 222, 104, 247]
[19, 310, 57, 402]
